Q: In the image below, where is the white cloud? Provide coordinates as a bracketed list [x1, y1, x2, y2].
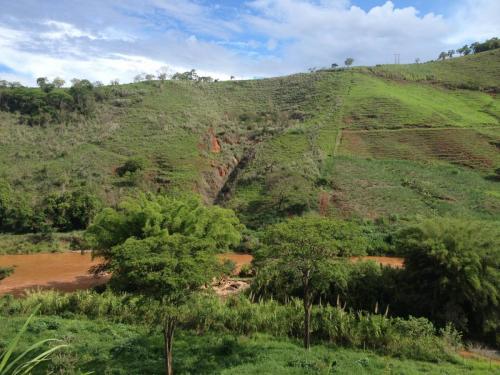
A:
[42, 20, 99, 40]
[0, 0, 498, 85]
[446, 0, 500, 44]
[245, 1, 449, 68]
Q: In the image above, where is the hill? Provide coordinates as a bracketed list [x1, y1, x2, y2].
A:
[0, 51, 499, 228]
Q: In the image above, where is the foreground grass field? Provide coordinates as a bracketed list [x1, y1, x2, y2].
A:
[0, 316, 498, 375]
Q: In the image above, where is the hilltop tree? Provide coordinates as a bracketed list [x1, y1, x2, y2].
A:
[36, 77, 55, 93]
[86, 193, 243, 375]
[345, 57, 354, 67]
[447, 50, 455, 58]
[438, 52, 447, 61]
[52, 77, 65, 88]
[457, 45, 471, 56]
[254, 217, 367, 348]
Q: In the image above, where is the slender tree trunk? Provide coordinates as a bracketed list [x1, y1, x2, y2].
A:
[303, 271, 311, 349]
[163, 319, 175, 375]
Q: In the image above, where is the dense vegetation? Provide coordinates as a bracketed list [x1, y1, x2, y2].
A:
[0, 40, 499, 374]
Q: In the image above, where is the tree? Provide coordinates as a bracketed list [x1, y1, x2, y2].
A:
[438, 52, 447, 61]
[36, 77, 55, 93]
[86, 193, 243, 374]
[134, 73, 145, 83]
[331, 63, 338, 69]
[254, 217, 367, 348]
[415, 58, 421, 64]
[457, 45, 471, 56]
[69, 79, 95, 115]
[52, 77, 65, 88]
[397, 218, 500, 344]
[344, 57, 354, 67]
[447, 50, 455, 58]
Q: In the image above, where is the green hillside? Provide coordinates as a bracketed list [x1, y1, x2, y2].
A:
[365, 49, 500, 91]
[0, 52, 499, 228]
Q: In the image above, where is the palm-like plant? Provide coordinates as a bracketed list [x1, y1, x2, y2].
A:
[0, 306, 68, 375]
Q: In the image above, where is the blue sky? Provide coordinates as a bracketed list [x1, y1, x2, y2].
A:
[0, 0, 498, 85]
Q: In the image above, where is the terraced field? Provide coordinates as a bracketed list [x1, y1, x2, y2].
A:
[339, 128, 500, 171]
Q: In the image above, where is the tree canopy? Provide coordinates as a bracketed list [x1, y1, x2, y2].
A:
[397, 218, 500, 343]
[253, 216, 368, 348]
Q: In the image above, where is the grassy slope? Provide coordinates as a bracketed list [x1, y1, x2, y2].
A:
[1, 316, 497, 375]
[365, 49, 500, 92]
[0, 52, 499, 226]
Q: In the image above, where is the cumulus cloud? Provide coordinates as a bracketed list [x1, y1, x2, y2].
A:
[0, 0, 498, 85]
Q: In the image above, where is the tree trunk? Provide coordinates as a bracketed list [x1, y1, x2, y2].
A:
[163, 319, 175, 375]
[303, 272, 311, 349]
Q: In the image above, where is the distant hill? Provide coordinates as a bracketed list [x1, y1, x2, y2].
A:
[0, 51, 499, 228]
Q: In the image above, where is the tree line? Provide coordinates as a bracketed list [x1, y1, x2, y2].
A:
[0, 78, 97, 126]
[437, 37, 499, 60]
[0, 180, 101, 233]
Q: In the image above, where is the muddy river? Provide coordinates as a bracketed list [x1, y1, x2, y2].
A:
[0, 252, 109, 296]
[0, 252, 403, 296]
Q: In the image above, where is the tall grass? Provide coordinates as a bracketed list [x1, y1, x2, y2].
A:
[0, 291, 461, 363]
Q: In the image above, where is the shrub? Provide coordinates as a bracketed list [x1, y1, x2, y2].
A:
[116, 157, 147, 177]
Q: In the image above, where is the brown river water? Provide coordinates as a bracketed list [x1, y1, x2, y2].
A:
[0, 252, 403, 296]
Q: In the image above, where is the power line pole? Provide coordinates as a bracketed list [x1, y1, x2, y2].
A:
[394, 53, 400, 64]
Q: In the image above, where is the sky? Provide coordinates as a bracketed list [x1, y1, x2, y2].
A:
[0, 0, 498, 85]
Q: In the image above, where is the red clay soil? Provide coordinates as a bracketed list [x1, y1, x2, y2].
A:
[0, 252, 109, 296]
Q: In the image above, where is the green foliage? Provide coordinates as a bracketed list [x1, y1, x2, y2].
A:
[43, 190, 102, 231]
[471, 37, 500, 54]
[86, 193, 243, 374]
[254, 216, 369, 348]
[0, 78, 96, 125]
[0, 180, 101, 234]
[108, 234, 221, 299]
[396, 218, 500, 344]
[1, 314, 493, 375]
[0, 267, 13, 281]
[116, 157, 147, 177]
[0, 306, 67, 375]
[0, 291, 472, 365]
[86, 193, 243, 259]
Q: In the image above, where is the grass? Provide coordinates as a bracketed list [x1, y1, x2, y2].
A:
[364, 49, 500, 92]
[341, 72, 500, 129]
[329, 156, 500, 220]
[0, 316, 497, 374]
[339, 128, 500, 172]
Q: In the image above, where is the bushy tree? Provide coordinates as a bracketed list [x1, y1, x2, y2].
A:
[43, 190, 102, 231]
[457, 45, 471, 56]
[345, 57, 354, 67]
[116, 157, 147, 177]
[86, 193, 243, 374]
[397, 218, 500, 344]
[253, 217, 368, 348]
